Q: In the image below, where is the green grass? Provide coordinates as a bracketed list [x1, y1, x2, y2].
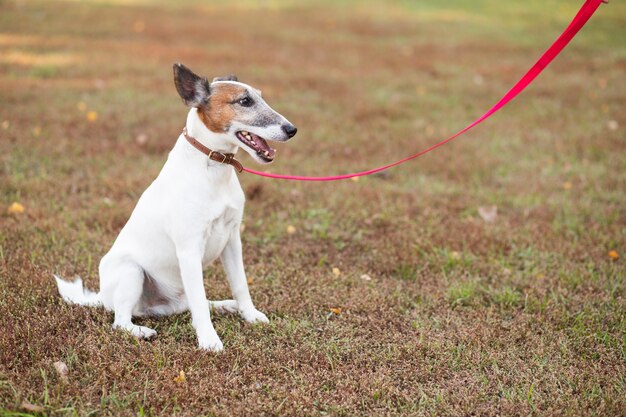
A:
[1, 0, 625, 415]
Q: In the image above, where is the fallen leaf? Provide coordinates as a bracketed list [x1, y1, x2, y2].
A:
[286, 225, 296, 234]
[332, 267, 341, 277]
[562, 181, 572, 190]
[86, 111, 98, 122]
[174, 370, 186, 383]
[21, 401, 44, 412]
[607, 120, 618, 131]
[136, 133, 148, 145]
[477, 205, 497, 223]
[360, 274, 372, 281]
[608, 250, 619, 261]
[77, 101, 87, 112]
[329, 307, 342, 315]
[7, 202, 25, 215]
[32, 126, 41, 136]
[350, 176, 360, 182]
[247, 277, 254, 285]
[53, 361, 69, 383]
[450, 251, 461, 260]
[1, 120, 9, 130]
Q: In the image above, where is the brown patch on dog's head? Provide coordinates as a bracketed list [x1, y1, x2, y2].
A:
[197, 82, 247, 133]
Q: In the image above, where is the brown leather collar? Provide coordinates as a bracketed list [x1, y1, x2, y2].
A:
[182, 127, 243, 173]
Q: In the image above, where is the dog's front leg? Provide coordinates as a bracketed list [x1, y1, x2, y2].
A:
[220, 229, 269, 324]
[177, 247, 223, 352]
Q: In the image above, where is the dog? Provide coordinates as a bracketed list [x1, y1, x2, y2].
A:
[54, 63, 297, 352]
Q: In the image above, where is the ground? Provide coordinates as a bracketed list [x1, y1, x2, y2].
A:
[0, 0, 624, 415]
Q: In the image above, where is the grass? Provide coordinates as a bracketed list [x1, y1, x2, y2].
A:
[1, 0, 625, 415]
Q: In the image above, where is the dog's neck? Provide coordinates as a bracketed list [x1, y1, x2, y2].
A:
[185, 108, 239, 155]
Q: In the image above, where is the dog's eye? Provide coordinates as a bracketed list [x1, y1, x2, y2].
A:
[238, 97, 253, 107]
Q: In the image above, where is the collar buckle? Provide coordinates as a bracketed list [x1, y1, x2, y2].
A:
[182, 128, 244, 173]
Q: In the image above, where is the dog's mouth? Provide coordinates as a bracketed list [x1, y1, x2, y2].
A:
[236, 131, 276, 162]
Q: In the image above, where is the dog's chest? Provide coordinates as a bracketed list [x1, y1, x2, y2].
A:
[200, 203, 241, 267]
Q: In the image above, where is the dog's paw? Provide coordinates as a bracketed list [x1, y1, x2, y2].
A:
[114, 324, 157, 340]
[134, 326, 157, 340]
[240, 308, 269, 324]
[198, 335, 224, 352]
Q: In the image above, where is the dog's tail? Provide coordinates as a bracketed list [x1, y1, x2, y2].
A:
[54, 275, 101, 307]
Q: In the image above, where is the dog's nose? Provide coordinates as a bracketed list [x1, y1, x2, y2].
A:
[282, 124, 297, 138]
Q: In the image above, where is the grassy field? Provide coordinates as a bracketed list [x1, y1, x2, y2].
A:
[1, 0, 625, 415]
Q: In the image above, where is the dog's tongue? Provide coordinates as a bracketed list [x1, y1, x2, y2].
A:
[251, 133, 276, 158]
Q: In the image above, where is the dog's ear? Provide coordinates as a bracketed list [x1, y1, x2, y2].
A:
[212, 74, 238, 83]
[173, 63, 211, 107]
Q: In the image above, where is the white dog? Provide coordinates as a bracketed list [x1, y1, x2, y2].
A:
[55, 63, 297, 352]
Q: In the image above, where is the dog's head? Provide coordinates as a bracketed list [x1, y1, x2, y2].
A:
[173, 63, 297, 164]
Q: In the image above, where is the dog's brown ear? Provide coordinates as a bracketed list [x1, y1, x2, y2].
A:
[212, 74, 238, 83]
[173, 63, 211, 107]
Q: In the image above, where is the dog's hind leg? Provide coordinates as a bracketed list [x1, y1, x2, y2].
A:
[100, 256, 156, 339]
[210, 300, 239, 314]
[145, 299, 238, 316]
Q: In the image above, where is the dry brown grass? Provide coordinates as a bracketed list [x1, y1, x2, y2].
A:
[1, 0, 625, 415]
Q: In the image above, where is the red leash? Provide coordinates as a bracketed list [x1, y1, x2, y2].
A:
[243, 0, 606, 181]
